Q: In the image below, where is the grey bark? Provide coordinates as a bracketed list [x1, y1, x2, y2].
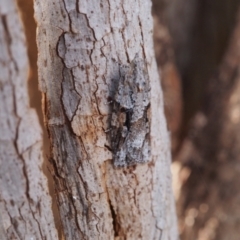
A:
[34, 0, 178, 239]
[0, 1, 58, 239]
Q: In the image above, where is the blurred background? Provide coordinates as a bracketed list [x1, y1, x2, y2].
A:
[17, 0, 240, 239]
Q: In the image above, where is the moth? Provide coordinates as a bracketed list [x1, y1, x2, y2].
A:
[110, 54, 151, 167]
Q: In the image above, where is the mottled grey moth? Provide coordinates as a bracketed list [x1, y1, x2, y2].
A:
[110, 54, 151, 167]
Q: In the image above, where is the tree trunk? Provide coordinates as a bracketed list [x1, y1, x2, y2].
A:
[177, 8, 240, 240]
[34, 0, 178, 239]
[0, 0, 58, 239]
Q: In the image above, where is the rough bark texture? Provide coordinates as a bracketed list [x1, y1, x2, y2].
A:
[34, 0, 178, 239]
[16, 0, 62, 233]
[0, 0, 58, 239]
[177, 9, 240, 240]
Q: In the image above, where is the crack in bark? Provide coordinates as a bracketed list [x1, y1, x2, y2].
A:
[1, 15, 18, 72]
[109, 200, 119, 237]
[61, 0, 71, 32]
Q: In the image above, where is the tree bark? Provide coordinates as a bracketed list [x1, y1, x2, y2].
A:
[34, 0, 178, 239]
[177, 8, 240, 240]
[0, 0, 58, 239]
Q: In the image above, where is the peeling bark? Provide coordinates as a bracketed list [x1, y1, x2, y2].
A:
[34, 0, 178, 239]
[0, 0, 58, 239]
